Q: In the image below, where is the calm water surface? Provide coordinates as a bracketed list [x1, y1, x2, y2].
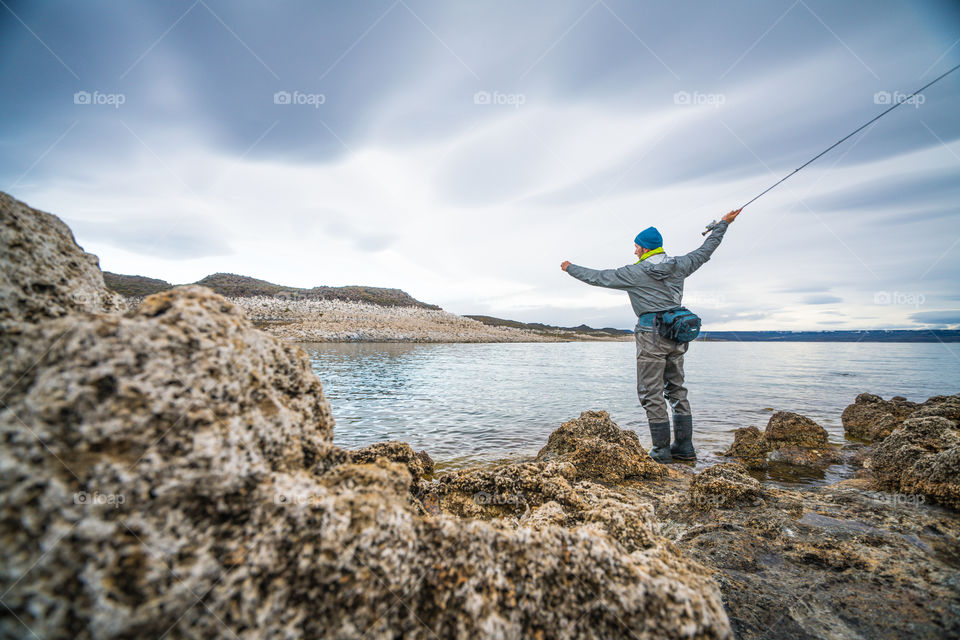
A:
[303, 341, 960, 484]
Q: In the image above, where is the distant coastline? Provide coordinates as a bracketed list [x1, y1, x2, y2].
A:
[104, 272, 632, 343]
[103, 272, 958, 344]
[699, 330, 960, 342]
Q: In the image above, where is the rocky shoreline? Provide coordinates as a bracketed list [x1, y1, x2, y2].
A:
[233, 296, 568, 343]
[112, 293, 634, 344]
[2, 190, 959, 639]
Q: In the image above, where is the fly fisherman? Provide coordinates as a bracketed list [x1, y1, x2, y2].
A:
[560, 208, 741, 463]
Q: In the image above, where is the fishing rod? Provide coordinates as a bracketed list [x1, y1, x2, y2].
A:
[702, 61, 960, 235]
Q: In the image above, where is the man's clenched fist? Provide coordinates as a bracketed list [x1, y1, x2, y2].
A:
[561, 260, 571, 271]
[721, 208, 743, 224]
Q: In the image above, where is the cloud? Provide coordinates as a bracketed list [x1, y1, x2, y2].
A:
[777, 284, 835, 294]
[802, 294, 843, 305]
[325, 218, 397, 253]
[2, 1, 959, 330]
[805, 167, 960, 214]
[910, 310, 960, 327]
[68, 216, 233, 259]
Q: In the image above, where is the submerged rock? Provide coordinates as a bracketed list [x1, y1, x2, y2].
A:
[0, 191, 731, 639]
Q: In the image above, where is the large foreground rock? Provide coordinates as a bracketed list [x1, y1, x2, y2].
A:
[0, 192, 731, 639]
[0, 192, 123, 333]
[0, 287, 731, 639]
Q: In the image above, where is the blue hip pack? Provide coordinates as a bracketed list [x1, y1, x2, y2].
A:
[654, 307, 701, 343]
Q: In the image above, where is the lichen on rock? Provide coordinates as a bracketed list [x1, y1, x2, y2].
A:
[722, 425, 770, 469]
[723, 411, 839, 468]
[871, 415, 960, 509]
[536, 409, 664, 481]
[689, 463, 767, 509]
[0, 192, 124, 351]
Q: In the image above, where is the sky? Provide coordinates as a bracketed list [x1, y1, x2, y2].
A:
[2, 0, 959, 330]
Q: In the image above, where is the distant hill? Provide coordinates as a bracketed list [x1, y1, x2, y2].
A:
[466, 315, 632, 339]
[104, 271, 441, 309]
[102, 272, 172, 297]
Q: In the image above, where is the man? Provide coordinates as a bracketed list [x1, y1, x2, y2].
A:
[560, 208, 741, 463]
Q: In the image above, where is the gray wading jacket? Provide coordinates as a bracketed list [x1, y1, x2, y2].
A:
[565, 221, 729, 332]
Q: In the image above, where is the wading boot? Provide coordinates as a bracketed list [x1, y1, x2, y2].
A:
[670, 414, 696, 461]
[648, 421, 673, 464]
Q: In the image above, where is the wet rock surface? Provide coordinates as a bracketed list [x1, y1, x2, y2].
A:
[0, 192, 731, 639]
[418, 412, 960, 640]
[657, 477, 960, 640]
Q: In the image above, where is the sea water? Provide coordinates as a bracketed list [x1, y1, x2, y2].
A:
[304, 341, 960, 485]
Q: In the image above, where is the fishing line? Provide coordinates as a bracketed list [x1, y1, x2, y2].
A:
[702, 61, 960, 234]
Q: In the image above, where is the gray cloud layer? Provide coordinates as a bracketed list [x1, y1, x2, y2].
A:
[2, 0, 959, 329]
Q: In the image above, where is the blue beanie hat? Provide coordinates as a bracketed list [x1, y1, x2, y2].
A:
[634, 226, 663, 249]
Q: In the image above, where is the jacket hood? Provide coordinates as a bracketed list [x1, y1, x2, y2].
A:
[639, 254, 677, 280]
